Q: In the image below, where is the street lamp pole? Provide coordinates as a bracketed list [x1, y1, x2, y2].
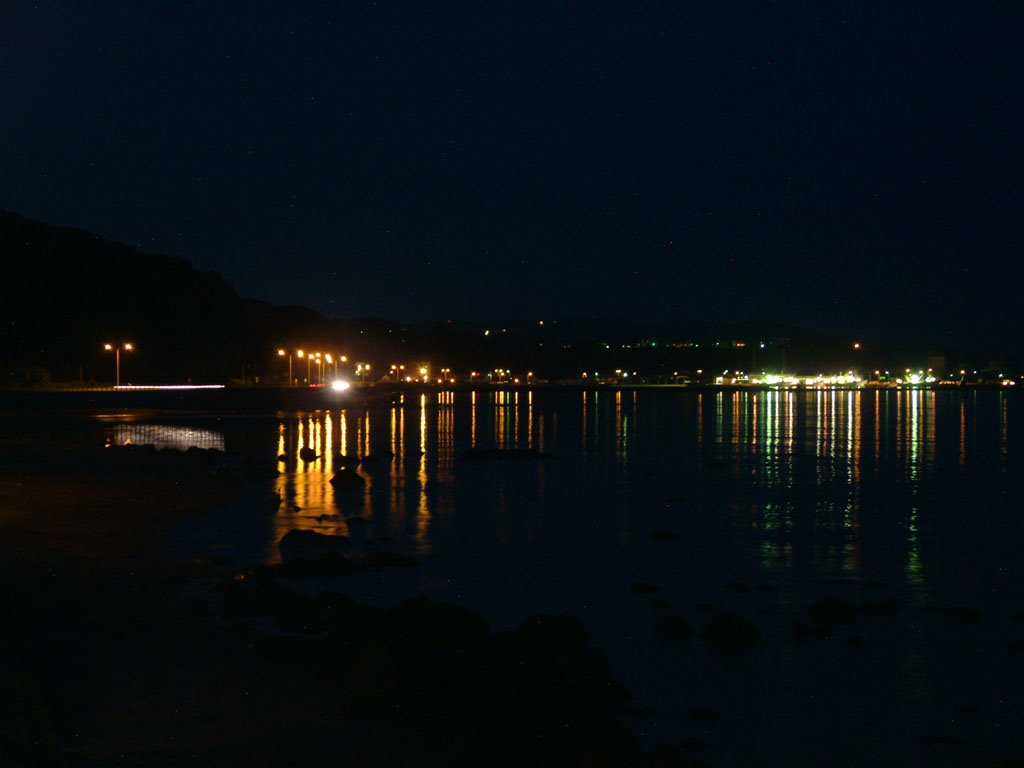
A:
[278, 349, 293, 386]
[104, 342, 133, 387]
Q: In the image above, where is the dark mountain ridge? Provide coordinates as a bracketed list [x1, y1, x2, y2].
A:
[1, 211, 1013, 386]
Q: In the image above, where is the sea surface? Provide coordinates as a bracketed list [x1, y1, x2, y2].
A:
[126, 389, 1022, 764]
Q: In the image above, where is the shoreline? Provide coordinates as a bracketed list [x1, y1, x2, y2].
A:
[0, 439, 675, 767]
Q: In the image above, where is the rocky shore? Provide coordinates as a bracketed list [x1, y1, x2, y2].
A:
[0, 439, 703, 767]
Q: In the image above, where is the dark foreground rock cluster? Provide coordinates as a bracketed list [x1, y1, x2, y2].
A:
[219, 566, 705, 767]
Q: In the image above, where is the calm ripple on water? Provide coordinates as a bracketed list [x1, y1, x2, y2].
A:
[158, 388, 1023, 765]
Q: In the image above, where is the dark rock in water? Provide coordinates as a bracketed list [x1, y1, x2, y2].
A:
[656, 615, 694, 643]
[518, 614, 590, 652]
[279, 529, 350, 563]
[458, 446, 554, 461]
[381, 450, 395, 459]
[686, 706, 721, 721]
[859, 597, 904, 616]
[221, 570, 323, 632]
[217, 567, 650, 768]
[277, 453, 287, 461]
[243, 458, 279, 482]
[650, 529, 681, 542]
[330, 468, 365, 489]
[632, 582, 661, 595]
[298, 446, 318, 462]
[807, 596, 857, 622]
[793, 618, 830, 640]
[701, 611, 760, 649]
[317, 592, 383, 643]
[363, 550, 420, 569]
[304, 550, 357, 577]
[376, 595, 491, 653]
[277, 551, 357, 578]
[359, 454, 381, 465]
[693, 603, 716, 614]
[944, 606, 982, 623]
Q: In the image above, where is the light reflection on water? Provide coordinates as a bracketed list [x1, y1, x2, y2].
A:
[160, 388, 1020, 765]
[105, 423, 225, 451]
[247, 389, 1018, 589]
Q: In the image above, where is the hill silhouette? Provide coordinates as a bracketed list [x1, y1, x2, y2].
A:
[1, 211, 1006, 386]
[0, 210, 326, 384]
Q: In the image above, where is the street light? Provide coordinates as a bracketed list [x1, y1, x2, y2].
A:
[103, 342, 134, 387]
[277, 349, 294, 386]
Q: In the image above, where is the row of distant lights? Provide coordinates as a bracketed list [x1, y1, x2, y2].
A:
[467, 369, 535, 385]
[715, 372, 864, 386]
[277, 348, 346, 365]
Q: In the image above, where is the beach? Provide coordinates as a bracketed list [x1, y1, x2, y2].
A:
[0, 440, 374, 766]
[0, 436, 667, 767]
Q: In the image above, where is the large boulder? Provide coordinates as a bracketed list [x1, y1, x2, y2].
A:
[701, 611, 760, 650]
[278, 529, 350, 564]
[330, 468, 365, 490]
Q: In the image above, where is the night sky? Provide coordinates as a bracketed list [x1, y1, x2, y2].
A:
[4, 3, 1021, 349]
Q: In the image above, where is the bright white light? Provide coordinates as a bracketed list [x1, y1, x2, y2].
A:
[331, 380, 350, 391]
[113, 385, 224, 391]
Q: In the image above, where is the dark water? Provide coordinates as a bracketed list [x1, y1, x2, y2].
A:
[141, 388, 1022, 764]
